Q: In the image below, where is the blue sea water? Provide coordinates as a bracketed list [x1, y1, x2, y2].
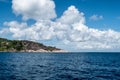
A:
[0, 52, 120, 80]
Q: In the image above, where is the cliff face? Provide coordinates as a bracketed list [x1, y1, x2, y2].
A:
[0, 38, 61, 52]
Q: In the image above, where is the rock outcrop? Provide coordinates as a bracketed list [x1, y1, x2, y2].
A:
[0, 38, 66, 52]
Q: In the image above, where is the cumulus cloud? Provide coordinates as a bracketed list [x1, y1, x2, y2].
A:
[4, 21, 56, 40]
[76, 29, 120, 49]
[89, 15, 103, 21]
[12, 0, 56, 21]
[1, 0, 120, 51]
[57, 6, 85, 24]
[0, 28, 10, 37]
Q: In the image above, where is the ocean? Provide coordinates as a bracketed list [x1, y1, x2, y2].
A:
[0, 52, 120, 80]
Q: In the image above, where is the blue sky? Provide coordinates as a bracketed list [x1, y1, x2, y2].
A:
[54, 0, 120, 31]
[1, 0, 120, 30]
[0, 0, 120, 52]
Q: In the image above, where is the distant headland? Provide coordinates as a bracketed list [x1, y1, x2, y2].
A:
[0, 38, 67, 52]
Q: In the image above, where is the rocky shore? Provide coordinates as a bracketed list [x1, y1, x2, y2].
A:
[0, 38, 67, 53]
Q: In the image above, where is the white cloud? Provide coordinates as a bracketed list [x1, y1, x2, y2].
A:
[1, 0, 120, 51]
[12, 0, 56, 21]
[0, 28, 10, 37]
[57, 6, 85, 24]
[75, 29, 120, 49]
[89, 15, 103, 21]
[4, 21, 56, 40]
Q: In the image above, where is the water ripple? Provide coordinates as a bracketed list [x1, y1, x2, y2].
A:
[0, 52, 120, 80]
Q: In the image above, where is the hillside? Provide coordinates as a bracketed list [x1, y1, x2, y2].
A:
[0, 38, 63, 52]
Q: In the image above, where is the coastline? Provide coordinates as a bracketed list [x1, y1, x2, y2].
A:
[0, 38, 68, 53]
[0, 49, 68, 53]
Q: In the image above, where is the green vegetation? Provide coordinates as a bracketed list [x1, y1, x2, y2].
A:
[0, 38, 60, 52]
[0, 38, 23, 51]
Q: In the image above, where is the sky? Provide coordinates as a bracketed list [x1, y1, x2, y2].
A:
[0, 0, 120, 52]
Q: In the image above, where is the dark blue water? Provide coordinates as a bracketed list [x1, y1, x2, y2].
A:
[0, 52, 120, 80]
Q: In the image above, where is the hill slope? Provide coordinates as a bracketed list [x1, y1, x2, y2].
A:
[0, 38, 63, 52]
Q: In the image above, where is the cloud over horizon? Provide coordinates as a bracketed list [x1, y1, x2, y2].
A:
[1, 0, 120, 51]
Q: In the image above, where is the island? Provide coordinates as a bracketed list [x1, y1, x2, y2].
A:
[0, 38, 66, 52]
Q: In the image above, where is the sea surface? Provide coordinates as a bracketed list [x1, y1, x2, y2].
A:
[0, 52, 120, 80]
